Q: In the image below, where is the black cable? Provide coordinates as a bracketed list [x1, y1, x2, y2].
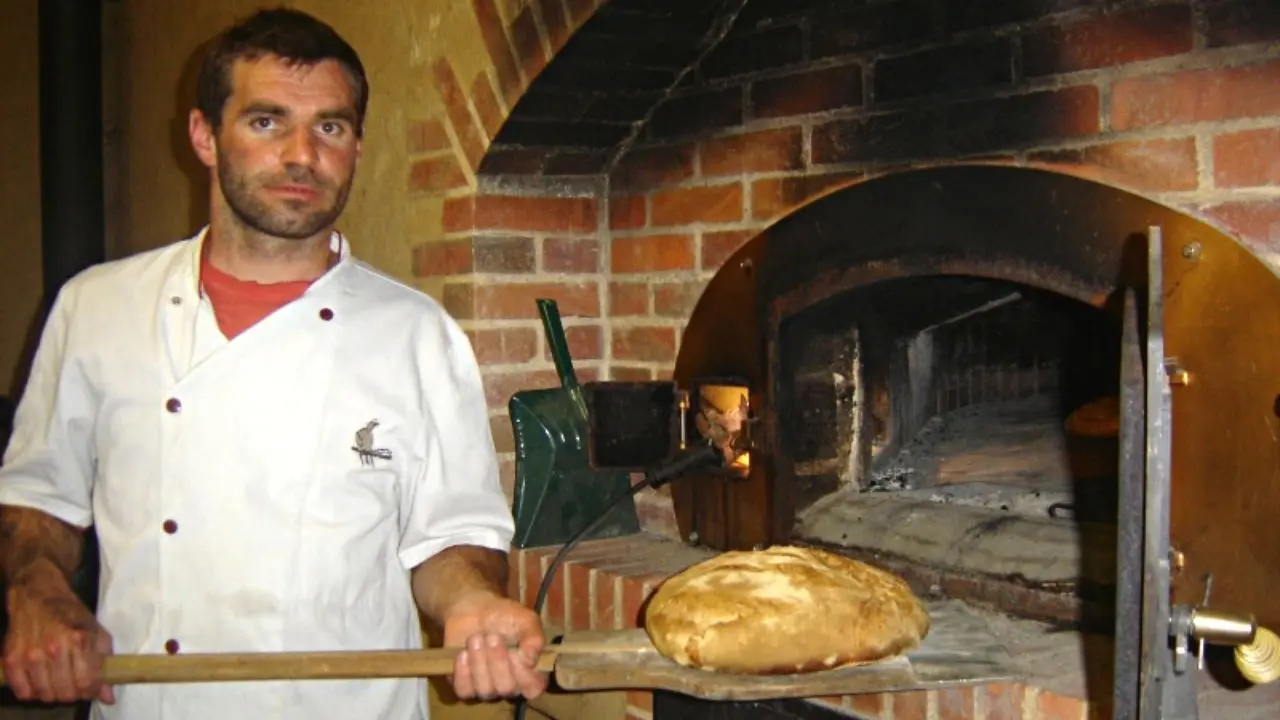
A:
[513, 443, 721, 720]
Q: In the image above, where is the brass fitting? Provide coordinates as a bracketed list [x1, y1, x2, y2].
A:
[1236, 626, 1280, 685]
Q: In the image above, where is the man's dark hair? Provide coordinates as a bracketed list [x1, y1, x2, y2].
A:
[194, 8, 369, 137]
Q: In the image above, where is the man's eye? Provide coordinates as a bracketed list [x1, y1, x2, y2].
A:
[250, 117, 276, 130]
[319, 122, 344, 136]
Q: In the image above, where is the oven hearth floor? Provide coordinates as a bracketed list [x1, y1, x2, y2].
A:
[794, 491, 1116, 591]
[869, 396, 1117, 522]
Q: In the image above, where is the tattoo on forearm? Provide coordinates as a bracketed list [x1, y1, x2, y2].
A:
[0, 505, 83, 587]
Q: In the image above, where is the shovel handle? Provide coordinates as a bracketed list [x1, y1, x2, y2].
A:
[0, 647, 559, 685]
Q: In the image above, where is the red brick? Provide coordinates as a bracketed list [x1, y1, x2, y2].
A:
[611, 366, 653, 381]
[539, 552, 568, 628]
[510, 4, 547, 81]
[650, 184, 743, 227]
[751, 63, 864, 119]
[469, 71, 504, 139]
[478, 147, 548, 175]
[408, 119, 450, 154]
[984, 683, 1026, 720]
[609, 195, 647, 230]
[414, 239, 472, 277]
[542, 237, 599, 273]
[619, 578, 649, 628]
[1023, 5, 1193, 78]
[944, 0, 1096, 32]
[409, 154, 468, 193]
[474, 236, 535, 273]
[848, 692, 884, 718]
[814, 87, 1100, 164]
[1027, 136, 1200, 192]
[468, 327, 538, 365]
[612, 234, 696, 274]
[444, 195, 598, 234]
[470, 0, 523, 106]
[536, 0, 572, 53]
[521, 547, 556, 607]
[812, 1, 936, 56]
[626, 690, 653, 712]
[649, 87, 744, 141]
[1038, 690, 1088, 720]
[545, 324, 602, 361]
[610, 282, 649, 315]
[1111, 60, 1280, 131]
[565, 561, 592, 631]
[590, 570, 618, 629]
[613, 326, 677, 362]
[702, 229, 758, 269]
[483, 370, 560, 408]
[1205, 0, 1280, 49]
[752, 172, 862, 222]
[892, 691, 929, 720]
[430, 58, 485, 171]
[612, 143, 696, 191]
[442, 282, 474, 318]
[701, 127, 804, 177]
[938, 685, 977, 719]
[875, 38, 1013, 103]
[1199, 199, 1280, 252]
[701, 24, 803, 80]
[1214, 127, 1280, 187]
[490, 415, 516, 455]
[475, 282, 600, 320]
[653, 280, 706, 318]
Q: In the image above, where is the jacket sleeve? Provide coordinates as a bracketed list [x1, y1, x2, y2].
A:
[0, 282, 97, 528]
[397, 310, 514, 570]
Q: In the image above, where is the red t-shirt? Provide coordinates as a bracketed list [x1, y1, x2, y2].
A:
[199, 252, 315, 339]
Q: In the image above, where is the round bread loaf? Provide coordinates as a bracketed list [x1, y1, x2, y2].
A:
[644, 545, 930, 675]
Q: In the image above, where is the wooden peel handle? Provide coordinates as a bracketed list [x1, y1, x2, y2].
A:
[0, 647, 560, 686]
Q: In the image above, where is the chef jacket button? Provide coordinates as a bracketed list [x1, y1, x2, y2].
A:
[170, 296, 182, 306]
[165, 398, 182, 413]
[319, 307, 334, 321]
[165, 639, 180, 655]
[162, 519, 178, 534]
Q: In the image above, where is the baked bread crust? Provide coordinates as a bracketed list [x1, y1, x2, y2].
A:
[643, 545, 930, 674]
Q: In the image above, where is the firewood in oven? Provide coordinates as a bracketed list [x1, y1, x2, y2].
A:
[642, 545, 929, 675]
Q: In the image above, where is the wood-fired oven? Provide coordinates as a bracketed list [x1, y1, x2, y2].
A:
[666, 163, 1280, 717]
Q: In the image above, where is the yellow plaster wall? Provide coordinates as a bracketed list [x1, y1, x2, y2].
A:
[113, 0, 506, 296]
[0, 0, 44, 397]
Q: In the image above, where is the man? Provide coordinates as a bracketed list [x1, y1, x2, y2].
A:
[0, 8, 547, 719]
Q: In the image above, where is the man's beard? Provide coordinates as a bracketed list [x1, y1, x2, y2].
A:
[216, 148, 354, 241]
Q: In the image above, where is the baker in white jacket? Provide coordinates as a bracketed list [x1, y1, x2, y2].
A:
[0, 8, 547, 719]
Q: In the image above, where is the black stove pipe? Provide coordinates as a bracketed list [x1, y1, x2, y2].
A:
[38, 0, 106, 310]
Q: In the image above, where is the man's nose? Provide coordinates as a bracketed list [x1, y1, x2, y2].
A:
[281, 126, 318, 167]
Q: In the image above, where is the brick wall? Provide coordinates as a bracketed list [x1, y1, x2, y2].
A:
[413, 2, 1280, 718]
[412, 0, 1280, 516]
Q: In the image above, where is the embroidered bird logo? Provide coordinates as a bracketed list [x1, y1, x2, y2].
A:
[352, 419, 394, 467]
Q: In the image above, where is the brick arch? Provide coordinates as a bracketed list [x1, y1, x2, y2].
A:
[413, 0, 607, 194]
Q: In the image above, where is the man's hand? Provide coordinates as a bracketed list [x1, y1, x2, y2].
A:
[442, 591, 548, 702]
[2, 569, 115, 705]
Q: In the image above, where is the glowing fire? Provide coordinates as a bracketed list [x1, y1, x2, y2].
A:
[695, 384, 752, 475]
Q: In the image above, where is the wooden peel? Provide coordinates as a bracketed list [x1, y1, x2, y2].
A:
[0, 636, 647, 686]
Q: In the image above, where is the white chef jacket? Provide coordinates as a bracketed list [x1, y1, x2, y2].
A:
[0, 228, 515, 720]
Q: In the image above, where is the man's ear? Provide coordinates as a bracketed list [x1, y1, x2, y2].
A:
[189, 109, 217, 168]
